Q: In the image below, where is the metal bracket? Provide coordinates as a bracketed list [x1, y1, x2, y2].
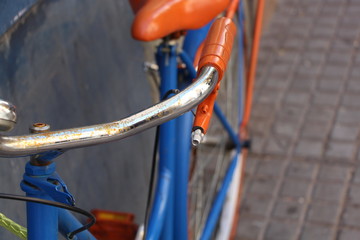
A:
[21, 166, 75, 206]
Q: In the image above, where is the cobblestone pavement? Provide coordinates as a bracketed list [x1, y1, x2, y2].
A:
[237, 0, 360, 239]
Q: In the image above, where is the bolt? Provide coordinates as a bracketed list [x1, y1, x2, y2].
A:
[29, 123, 50, 134]
[29, 123, 51, 165]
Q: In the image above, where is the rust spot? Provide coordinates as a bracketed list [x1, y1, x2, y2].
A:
[33, 123, 47, 128]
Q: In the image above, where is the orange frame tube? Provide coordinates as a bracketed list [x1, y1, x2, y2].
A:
[230, 0, 266, 239]
[241, 0, 265, 130]
[226, 0, 240, 19]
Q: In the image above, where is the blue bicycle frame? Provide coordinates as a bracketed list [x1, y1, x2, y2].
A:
[146, 25, 209, 240]
[147, 12, 243, 240]
[19, 5, 244, 240]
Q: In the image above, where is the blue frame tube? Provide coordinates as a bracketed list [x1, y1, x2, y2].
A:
[199, 103, 241, 239]
[58, 209, 96, 240]
[183, 22, 213, 61]
[200, 103, 242, 240]
[179, 51, 197, 79]
[174, 112, 193, 240]
[174, 50, 197, 240]
[175, 50, 199, 240]
[21, 162, 58, 240]
[147, 43, 178, 240]
[26, 195, 58, 240]
[214, 103, 240, 148]
[158, 43, 177, 240]
[147, 168, 172, 240]
[199, 150, 240, 240]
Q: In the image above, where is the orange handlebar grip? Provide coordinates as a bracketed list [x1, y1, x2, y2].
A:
[198, 17, 237, 80]
[193, 18, 236, 135]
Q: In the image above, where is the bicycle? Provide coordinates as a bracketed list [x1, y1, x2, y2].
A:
[0, 0, 265, 239]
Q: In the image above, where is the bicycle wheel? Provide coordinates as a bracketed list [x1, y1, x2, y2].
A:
[188, 14, 245, 240]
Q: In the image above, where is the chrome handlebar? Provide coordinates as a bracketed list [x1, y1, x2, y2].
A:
[0, 66, 218, 157]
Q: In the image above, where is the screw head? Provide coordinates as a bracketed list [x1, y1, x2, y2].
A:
[30, 123, 50, 133]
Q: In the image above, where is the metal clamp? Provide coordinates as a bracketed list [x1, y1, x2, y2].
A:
[21, 163, 75, 206]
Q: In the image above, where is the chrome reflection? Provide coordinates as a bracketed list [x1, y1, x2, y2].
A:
[0, 100, 16, 132]
[0, 66, 218, 157]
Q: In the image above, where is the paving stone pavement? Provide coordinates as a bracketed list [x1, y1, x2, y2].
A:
[237, 0, 360, 239]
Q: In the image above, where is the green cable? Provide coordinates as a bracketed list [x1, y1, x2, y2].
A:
[0, 212, 27, 239]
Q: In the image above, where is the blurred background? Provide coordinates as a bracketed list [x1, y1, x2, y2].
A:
[0, 0, 154, 239]
[239, 0, 360, 239]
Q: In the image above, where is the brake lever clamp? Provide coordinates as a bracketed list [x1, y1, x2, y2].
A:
[21, 162, 75, 206]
